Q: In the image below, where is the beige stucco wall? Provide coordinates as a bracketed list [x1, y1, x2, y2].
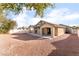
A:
[34, 23, 65, 38]
[57, 28, 65, 36]
[71, 28, 78, 34]
[28, 27, 35, 33]
[36, 28, 40, 35]
[40, 23, 54, 37]
[77, 29, 79, 36]
[52, 27, 56, 38]
[49, 27, 65, 38]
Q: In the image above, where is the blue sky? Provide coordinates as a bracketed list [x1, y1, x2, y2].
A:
[6, 3, 79, 27]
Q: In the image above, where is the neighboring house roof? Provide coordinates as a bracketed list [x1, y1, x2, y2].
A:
[34, 20, 65, 28]
[59, 24, 72, 28]
[71, 26, 79, 29]
[28, 25, 34, 28]
[28, 20, 79, 29]
[28, 25, 35, 30]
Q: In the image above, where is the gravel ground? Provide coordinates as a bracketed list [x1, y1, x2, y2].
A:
[0, 33, 79, 56]
[0, 33, 54, 56]
[49, 34, 79, 56]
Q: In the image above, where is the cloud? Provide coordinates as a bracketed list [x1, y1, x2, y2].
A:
[47, 8, 69, 17]
[12, 8, 79, 27]
[13, 9, 30, 27]
[46, 8, 79, 20]
[12, 7, 36, 27]
[63, 13, 79, 20]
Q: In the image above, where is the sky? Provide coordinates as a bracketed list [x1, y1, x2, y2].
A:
[6, 3, 79, 27]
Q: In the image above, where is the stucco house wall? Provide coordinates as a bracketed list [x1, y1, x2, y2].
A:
[28, 25, 35, 33]
[77, 29, 79, 36]
[53, 27, 65, 38]
[57, 27, 65, 36]
[52, 27, 57, 38]
[35, 28, 40, 35]
[39, 23, 65, 38]
[40, 23, 53, 37]
[28, 20, 65, 38]
[76, 28, 79, 36]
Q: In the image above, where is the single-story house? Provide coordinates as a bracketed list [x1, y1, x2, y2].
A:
[58, 24, 79, 35]
[28, 25, 35, 33]
[28, 20, 79, 38]
[28, 20, 65, 38]
[71, 26, 79, 34]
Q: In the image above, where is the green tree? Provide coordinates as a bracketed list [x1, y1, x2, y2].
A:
[0, 3, 54, 17]
[0, 15, 16, 33]
[0, 3, 54, 33]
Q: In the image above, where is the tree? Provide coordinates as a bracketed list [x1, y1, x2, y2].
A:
[0, 3, 54, 17]
[0, 3, 54, 33]
[0, 15, 16, 33]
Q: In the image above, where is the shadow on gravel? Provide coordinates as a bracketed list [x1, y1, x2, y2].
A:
[11, 33, 44, 41]
[48, 34, 79, 56]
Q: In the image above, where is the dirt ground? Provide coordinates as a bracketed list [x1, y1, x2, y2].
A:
[0, 33, 79, 56]
[0, 33, 54, 56]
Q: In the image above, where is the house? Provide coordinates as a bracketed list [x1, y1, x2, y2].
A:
[28, 25, 35, 33]
[59, 24, 79, 34]
[28, 20, 65, 38]
[71, 26, 79, 34]
[59, 24, 72, 34]
[28, 20, 79, 38]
